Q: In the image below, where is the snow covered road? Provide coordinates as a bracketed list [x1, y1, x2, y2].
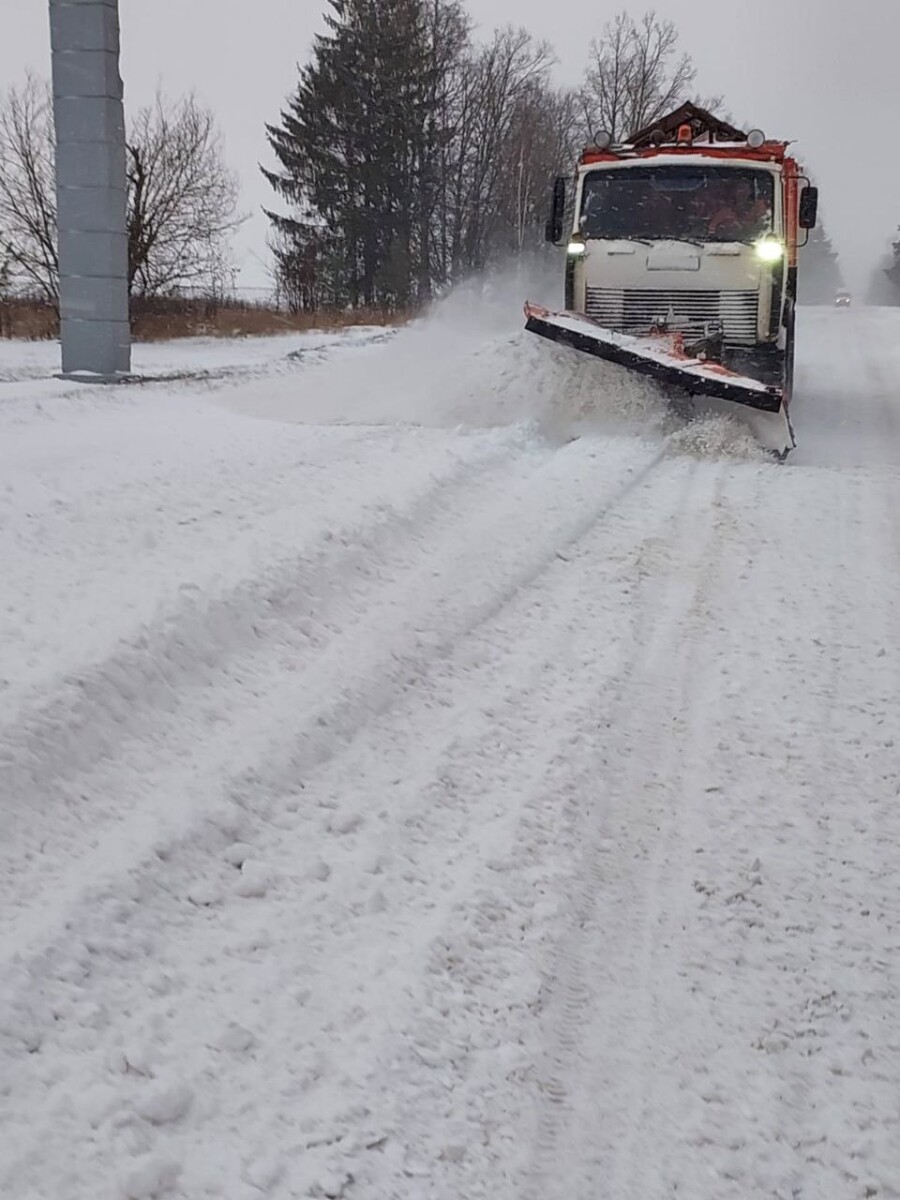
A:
[1, 302, 899, 1199]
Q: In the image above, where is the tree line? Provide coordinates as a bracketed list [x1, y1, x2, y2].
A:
[868, 231, 900, 304]
[265, 2, 847, 313]
[264, 4, 719, 312]
[0, 4, 846, 315]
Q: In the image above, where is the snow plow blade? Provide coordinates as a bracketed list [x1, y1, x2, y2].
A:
[525, 302, 794, 456]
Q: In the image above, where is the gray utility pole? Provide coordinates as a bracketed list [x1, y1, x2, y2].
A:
[49, 0, 131, 377]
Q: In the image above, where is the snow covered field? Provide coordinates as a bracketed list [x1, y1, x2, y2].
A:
[1, 295, 900, 1199]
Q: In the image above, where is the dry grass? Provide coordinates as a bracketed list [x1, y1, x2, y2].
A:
[132, 303, 408, 341]
[0, 297, 410, 343]
[0, 299, 57, 340]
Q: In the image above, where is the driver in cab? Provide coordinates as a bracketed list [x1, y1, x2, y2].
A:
[707, 180, 769, 240]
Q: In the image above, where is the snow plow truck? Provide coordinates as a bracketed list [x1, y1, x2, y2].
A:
[526, 104, 819, 457]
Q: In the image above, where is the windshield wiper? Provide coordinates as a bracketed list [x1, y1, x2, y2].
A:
[619, 236, 705, 248]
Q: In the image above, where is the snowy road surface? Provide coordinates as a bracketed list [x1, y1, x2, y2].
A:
[1, 300, 899, 1199]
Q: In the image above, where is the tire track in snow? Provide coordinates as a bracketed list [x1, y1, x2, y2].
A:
[358, 453, 759, 1200]
[601, 474, 764, 1200]
[706, 476, 898, 1200]
[698, 327, 900, 1198]
[519, 428, 900, 1200]
[0, 434, 523, 812]
[599, 321, 900, 1199]
[772, 470, 865, 1199]
[354, 458, 702, 1197]
[0, 440, 678, 1199]
[0, 436, 666, 967]
[521, 463, 731, 1200]
[743, 462, 900, 1198]
[339, 456, 727, 1199]
[0, 433, 553, 946]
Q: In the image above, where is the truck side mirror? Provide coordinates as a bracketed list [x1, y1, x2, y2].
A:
[545, 176, 566, 244]
[799, 186, 819, 230]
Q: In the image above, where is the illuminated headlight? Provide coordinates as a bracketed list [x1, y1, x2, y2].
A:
[755, 238, 784, 263]
[567, 241, 586, 257]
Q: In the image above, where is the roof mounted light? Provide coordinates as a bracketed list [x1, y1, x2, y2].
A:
[594, 130, 613, 151]
[648, 128, 666, 146]
[677, 123, 693, 145]
[747, 129, 766, 149]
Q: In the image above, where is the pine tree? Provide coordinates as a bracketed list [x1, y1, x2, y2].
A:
[797, 224, 844, 305]
[880, 228, 900, 303]
[264, 0, 465, 312]
[266, 3, 601, 311]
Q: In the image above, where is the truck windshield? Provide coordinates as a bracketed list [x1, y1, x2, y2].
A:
[580, 166, 774, 243]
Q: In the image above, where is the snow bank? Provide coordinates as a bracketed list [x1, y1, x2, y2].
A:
[216, 269, 671, 441]
[0, 325, 389, 384]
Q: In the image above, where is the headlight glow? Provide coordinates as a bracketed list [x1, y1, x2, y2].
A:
[566, 241, 586, 257]
[755, 238, 784, 263]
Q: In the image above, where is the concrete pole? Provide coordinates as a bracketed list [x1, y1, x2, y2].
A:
[49, 0, 131, 377]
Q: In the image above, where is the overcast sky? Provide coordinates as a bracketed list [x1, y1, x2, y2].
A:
[6, 0, 898, 291]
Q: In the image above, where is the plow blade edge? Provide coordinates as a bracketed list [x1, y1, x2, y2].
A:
[524, 303, 795, 455]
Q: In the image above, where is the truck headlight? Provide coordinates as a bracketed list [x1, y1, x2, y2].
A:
[755, 238, 784, 263]
[567, 241, 586, 257]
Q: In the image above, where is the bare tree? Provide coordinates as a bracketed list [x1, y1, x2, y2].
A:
[502, 84, 578, 255]
[127, 93, 243, 298]
[443, 27, 556, 273]
[579, 11, 697, 143]
[0, 239, 13, 335]
[0, 239, 13, 296]
[0, 79, 241, 302]
[0, 75, 58, 303]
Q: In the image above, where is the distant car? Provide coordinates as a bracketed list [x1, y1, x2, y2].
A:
[834, 291, 852, 307]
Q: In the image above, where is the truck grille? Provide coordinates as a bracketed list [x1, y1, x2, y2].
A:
[585, 288, 759, 346]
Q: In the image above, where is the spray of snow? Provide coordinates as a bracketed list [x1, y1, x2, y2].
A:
[2, 263, 783, 461]
[665, 413, 770, 461]
[211, 266, 780, 462]
[217, 265, 670, 443]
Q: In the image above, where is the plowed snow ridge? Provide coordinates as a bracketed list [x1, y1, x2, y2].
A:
[1, 300, 899, 1200]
